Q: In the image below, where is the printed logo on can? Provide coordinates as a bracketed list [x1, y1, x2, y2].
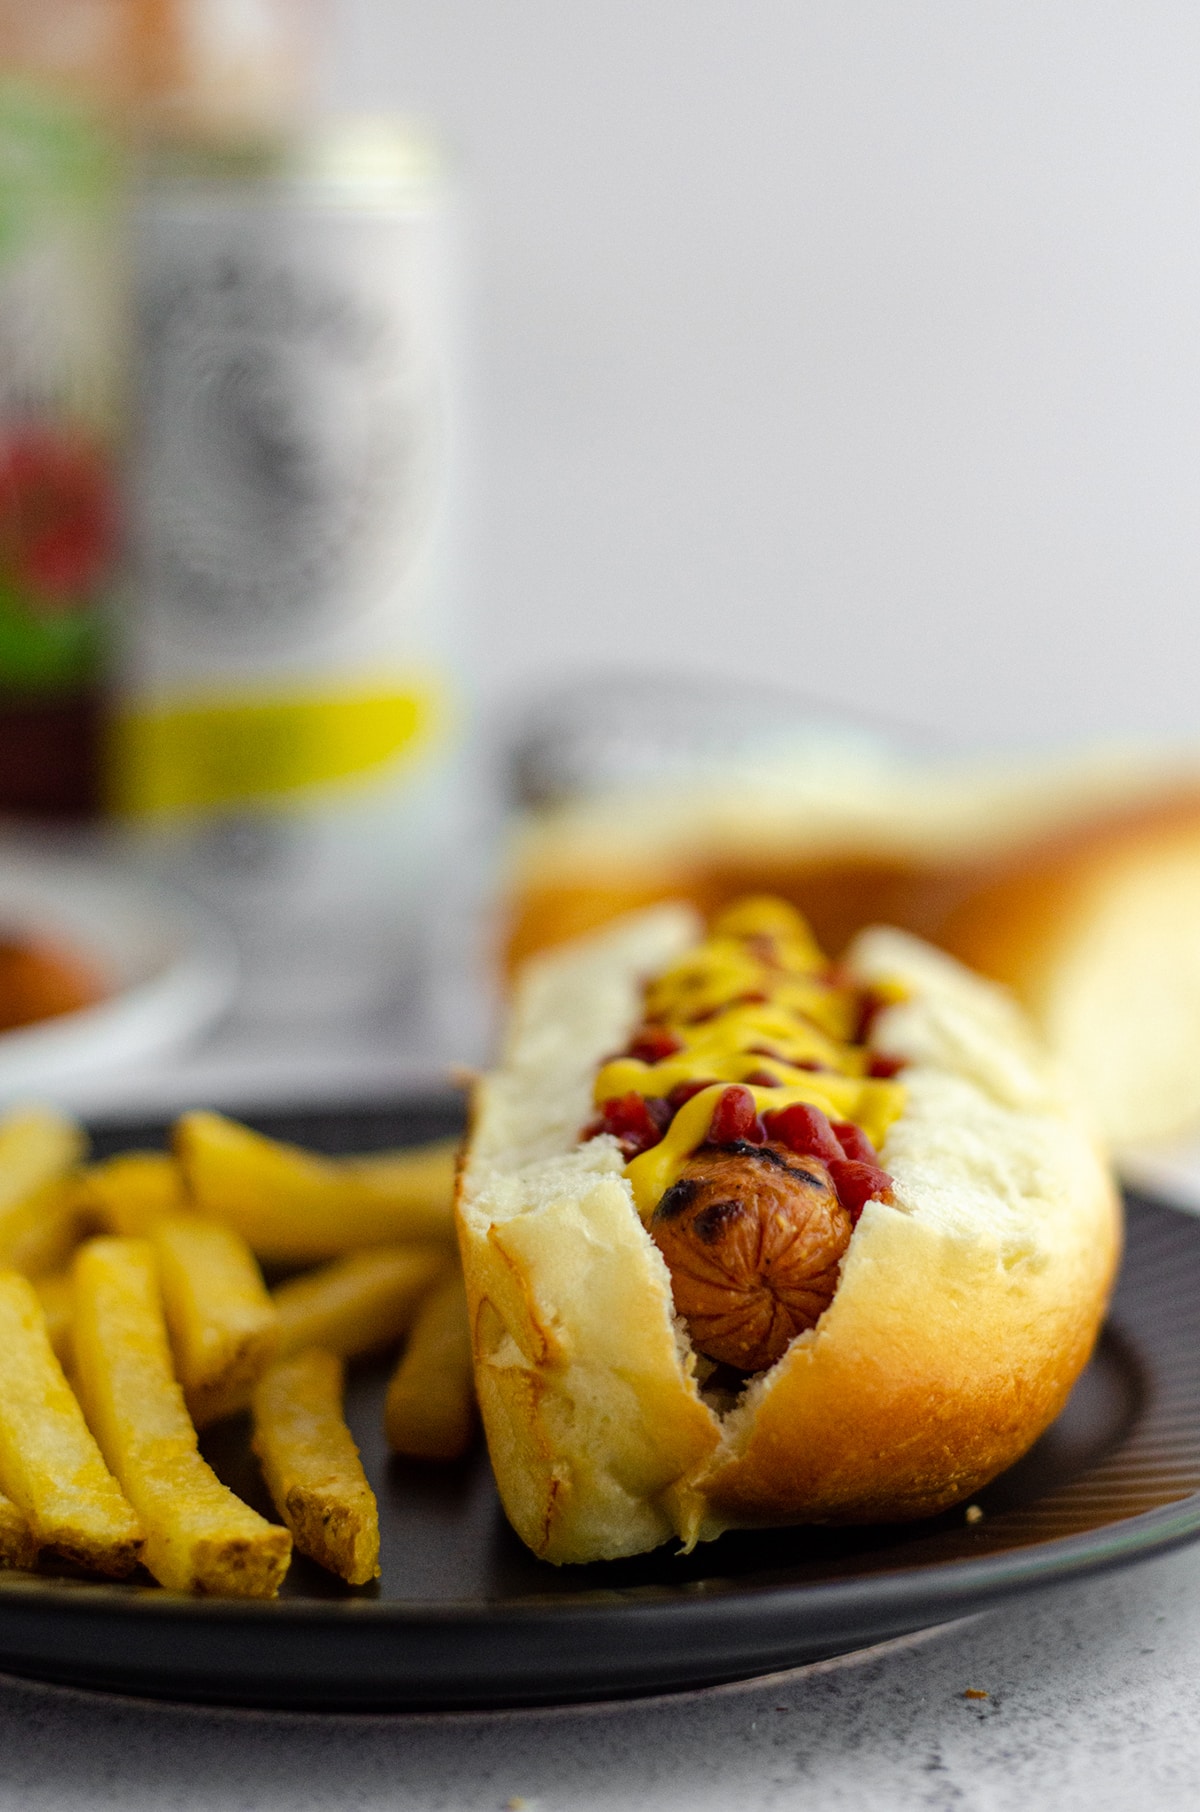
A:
[136, 235, 441, 649]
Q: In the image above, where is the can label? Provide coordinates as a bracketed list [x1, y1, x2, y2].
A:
[117, 151, 457, 823]
[0, 84, 122, 692]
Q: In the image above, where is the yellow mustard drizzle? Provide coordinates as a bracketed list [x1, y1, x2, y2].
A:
[594, 897, 908, 1221]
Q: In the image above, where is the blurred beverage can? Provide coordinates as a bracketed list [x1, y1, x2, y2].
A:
[0, 79, 123, 815]
[113, 120, 465, 1033]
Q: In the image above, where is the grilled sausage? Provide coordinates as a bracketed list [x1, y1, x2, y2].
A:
[648, 1141, 853, 1371]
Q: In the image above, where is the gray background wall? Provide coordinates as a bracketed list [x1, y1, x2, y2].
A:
[325, 1, 1200, 752]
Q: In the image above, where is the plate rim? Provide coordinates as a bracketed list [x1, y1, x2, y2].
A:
[1, 1487, 1198, 1631]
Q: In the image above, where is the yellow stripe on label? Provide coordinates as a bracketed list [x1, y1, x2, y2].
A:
[108, 680, 446, 816]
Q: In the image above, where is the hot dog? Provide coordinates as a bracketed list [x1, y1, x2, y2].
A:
[503, 746, 1200, 1146]
[457, 898, 1121, 1563]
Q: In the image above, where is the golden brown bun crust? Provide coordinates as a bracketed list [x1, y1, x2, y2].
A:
[505, 856, 961, 977]
[934, 786, 1200, 976]
[457, 907, 724, 1564]
[934, 790, 1200, 1143]
[459, 909, 1121, 1562]
[502, 767, 1200, 1143]
[506, 783, 1200, 974]
[696, 1194, 1113, 1531]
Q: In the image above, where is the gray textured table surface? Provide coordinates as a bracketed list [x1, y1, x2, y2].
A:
[1, 1538, 1198, 1811]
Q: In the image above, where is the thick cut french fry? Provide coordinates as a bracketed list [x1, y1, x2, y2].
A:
[202, 1245, 448, 1423]
[251, 1349, 379, 1586]
[0, 1106, 84, 1211]
[72, 1238, 291, 1596]
[275, 1245, 447, 1362]
[0, 1107, 88, 1277]
[384, 1271, 476, 1461]
[0, 1177, 89, 1279]
[0, 1490, 37, 1571]
[152, 1214, 279, 1429]
[0, 1270, 142, 1575]
[73, 1151, 187, 1237]
[33, 1271, 73, 1368]
[174, 1113, 457, 1261]
[337, 1142, 458, 1243]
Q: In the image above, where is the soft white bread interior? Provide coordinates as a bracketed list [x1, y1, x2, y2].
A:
[458, 909, 1121, 1564]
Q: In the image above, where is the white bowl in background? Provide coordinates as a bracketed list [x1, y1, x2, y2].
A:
[0, 843, 237, 1104]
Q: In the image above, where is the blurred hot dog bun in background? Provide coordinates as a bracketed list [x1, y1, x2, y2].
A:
[458, 906, 1119, 1564]
[503, 744, 1200, 1147]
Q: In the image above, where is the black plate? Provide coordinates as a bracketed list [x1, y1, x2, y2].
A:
[1, 1096, 1199, 1712]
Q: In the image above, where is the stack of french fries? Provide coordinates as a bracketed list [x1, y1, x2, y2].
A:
[0, 1106, 472, 1597]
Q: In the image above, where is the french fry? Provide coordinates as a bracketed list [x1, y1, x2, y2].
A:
[72, 1238, 291, 1596]
[0, 1490, 37, 1571]
[338, 1142, 458, 1243]
[33, 1270, 73, 1369]
[174, 1113, 457, 1262]
[151, 1215, 279, 1429]
[0, 1177, 90, 1280]
[0, 1270, 142, 1576]
[274, 1245, 447, 1362]
[73, 1151, 186, 1237]
[251, 1349, 379, 1586]
[384, 1270, 476, 1461]
[202, 1244, 449, 1423]
[0, 1106, 84, 1210]
[0, 1107, 88, 1277]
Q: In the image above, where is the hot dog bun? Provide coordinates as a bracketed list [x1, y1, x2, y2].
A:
[458, 906, 1121, 1563]
[503, 748, 1200, 1145]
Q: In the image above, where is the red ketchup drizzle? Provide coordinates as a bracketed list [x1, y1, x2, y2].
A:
[831, 1120, 878, 1164]
[667, 1078, 717, 1111]
[827, 1159, 893, 1218]
[761, 1102, 893, 1222]
[627, 1026, 683, 1063]
[583, 1091, 672, 1159]
[706, 1085, 765, 1145]
[854, 989, 888, 1044]
[762, 1102, 844, 1165]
